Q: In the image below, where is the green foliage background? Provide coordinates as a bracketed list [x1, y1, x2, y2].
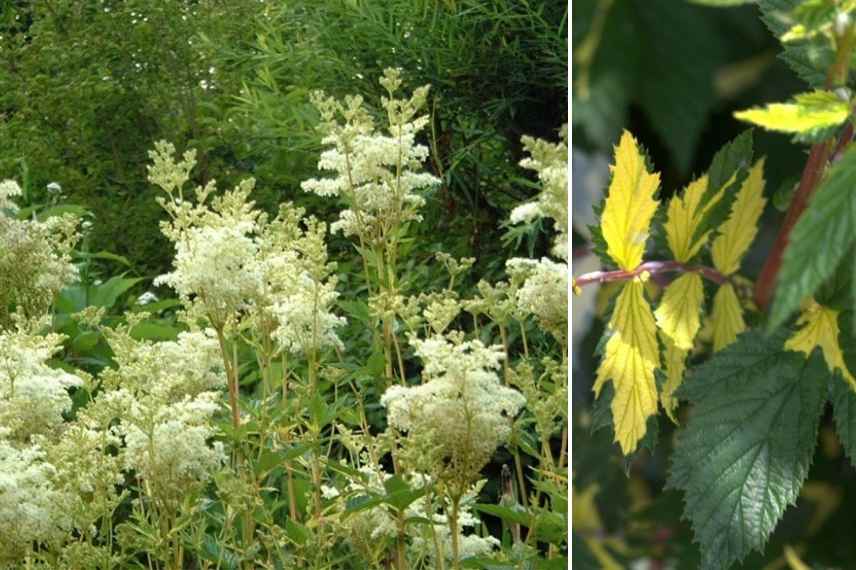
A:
[0, 0, 567, 280]
[573, 1, 856, 568]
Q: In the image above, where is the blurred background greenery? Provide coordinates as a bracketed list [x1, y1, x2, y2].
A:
[0, 0, 567, 284]
[573, 1, 856, 568]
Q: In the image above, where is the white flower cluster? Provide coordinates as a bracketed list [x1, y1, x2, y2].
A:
[157, 223, 262, 316]
[271, 273, 346, 354]
[148, 144, 346, 357]
[0, 437, 70, 562]
[0, 179, 22, 212]
[381, 334, 525, 487]
[302, 69, 439, 241]
[507, 257, 569, 339]
[1, 184, 80, 323]
[509, 125, 568, 260]
[118, 391, 226, 485]
[105, 329, 226, 400]
[94, 330, 227, 494]
[0, 325, 84, 441]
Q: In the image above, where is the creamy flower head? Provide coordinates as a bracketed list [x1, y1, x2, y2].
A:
[381, 334, 525, 488]
[0, 179, 23, 212]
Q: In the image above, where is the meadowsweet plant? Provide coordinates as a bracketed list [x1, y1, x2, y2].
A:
[303, 68, 440, 386]
[0, 68, 568, 569]
[574, 2, 856, 563]
[0, 179, 80, 325]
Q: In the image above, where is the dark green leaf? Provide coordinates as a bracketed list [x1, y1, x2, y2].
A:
[669, 333, 828, 570]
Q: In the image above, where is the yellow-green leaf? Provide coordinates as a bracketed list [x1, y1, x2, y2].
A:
[710, 282, 746, 352]
[660, 334, 688, 424]
[785, 300, 856, 389]
[595, 279, 660, 455]
[664, 175, 724, 262]
[711, 158, 767, 275]
[654, 272, 705, 351]
[734, 90, 849, 134]
[600, 131, 661, 271]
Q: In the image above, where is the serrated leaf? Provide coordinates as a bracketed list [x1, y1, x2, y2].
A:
[831, 371, 856, 467]
[594, 279, 660, 455]
[711, 158, 767, 275]
[655, 272, 705, 350]
[689, 132, 755, 246]
[785, 301, 856, 387]
[769, 144, 856, 330]
[660, 334, 688, 423]
[669, 333, 828, 570]
[664, 175, 720, 262]
[600, 131, 661, 271]
[734, 90, 849, 134]
[706, 131, 755, 201]
[759, 0, 834, 87]
[711, 282, 747, 351]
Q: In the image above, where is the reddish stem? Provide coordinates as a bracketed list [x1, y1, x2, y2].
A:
[754, 26, 856, 312]
[574, 260, 728, 289]
[753, 141, 832, 311]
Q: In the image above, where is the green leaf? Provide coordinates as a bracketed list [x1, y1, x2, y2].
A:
[831, 371, 856, 467]
[668, 332, 828, 570]
[692, 130, 754, 247]
[381, 476, 426, 511]
[831, 316, 856, 464]
[704, 130, 754, 203]
[129, 321, 180, 342]
[769, 144, 856, 330]
[474, 503, 531, 527]
[74, 250, 132, 267]
[89, 276, 143, 309]
[759, 0, 834, 87]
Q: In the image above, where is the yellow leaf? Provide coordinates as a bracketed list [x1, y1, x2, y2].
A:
[664, 175, 724, 262]
[785, 301, 856, 389]
[734, 90, 849, 134]
[711, 282, 746, 352]
[655, 272, 705, 351]
[660, 334, 688, 424]
[711, 158, 767, 275]
[594, 279, 659, 454]
[600, 130, 661, 271]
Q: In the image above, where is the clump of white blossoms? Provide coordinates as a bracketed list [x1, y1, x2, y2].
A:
[92, 326, 228, 504]
[0, 320, 85, 442]
[148, 143, 345, 355]
[102, 327, 226, 400]
[504, 125, 569, 344]
[508, 125, 568, 261]
[381, 332, 525, 492]
[302, 68, 439, 244]
[0, 435, 71, 563]
[507, 257, 569, 342]
[0, 179, 23, 212]
[0, 180, 80, 325]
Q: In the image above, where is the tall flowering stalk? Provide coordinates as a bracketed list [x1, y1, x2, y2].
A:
[303, 69, 439, 386]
